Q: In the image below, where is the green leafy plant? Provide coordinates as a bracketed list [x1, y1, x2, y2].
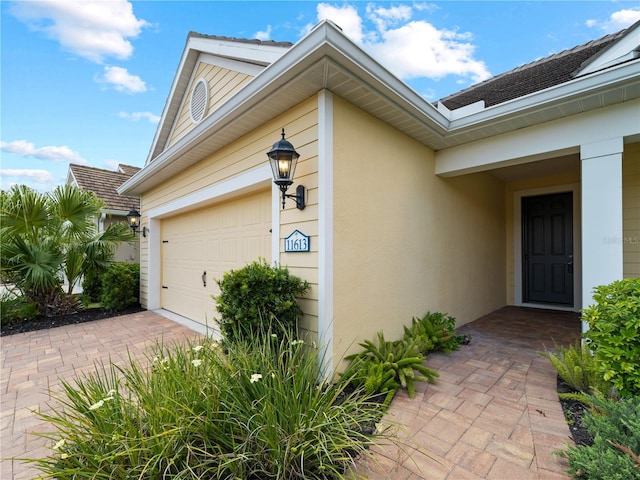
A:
[582, 278, 640, 397]
[342, 331, 439, 401]
[28, 333, 388, 479]
[100, 262, 140, 311]
[81, 269, 103, 302]
[0, 290, 39, 326]
[0, 185, 133, 315]
[559, 395, 640, 479]
[214, 259, 309, 344]
[404, 311, 469, 355]
[539, 342, 613, 397]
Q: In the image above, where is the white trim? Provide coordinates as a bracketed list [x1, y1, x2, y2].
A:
[199, 53, 265, 76]
[513, 183, 582, 312]
[318, 90, 334, 376]
[154, 309, 221, 339]
[145, 164, 272, 311]
[271, 182, 280, 265]
[580, 139, 623, 316]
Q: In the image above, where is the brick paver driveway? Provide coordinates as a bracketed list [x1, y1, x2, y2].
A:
[2, 306, 580, 479]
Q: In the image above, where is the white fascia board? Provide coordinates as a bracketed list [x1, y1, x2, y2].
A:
[66, 169, 77, 186]
[120, 21, 449, 196]
[143, 34, 289, 166]
[144, 47, 199, 165]
[436, 98, 640, 176]
[186, 36, 288, 66]
[447, 59, 639, 131]
[199, 53, 265, 76]
[576, 21, 640, 76]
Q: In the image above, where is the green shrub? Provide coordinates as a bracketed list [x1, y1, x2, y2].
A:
[214, 259, 309, 344]
[582, 278, 640, 396]
[342, 331, 439, 401]
[29, 334, 388, 479]
[99, 262, 139, 311]
[0, 292, 39, 325]
[81, 270, 102, 302]
[404, 311, 469, 355]
[539, 342, 613, 397]
[560, 395, 640, 479]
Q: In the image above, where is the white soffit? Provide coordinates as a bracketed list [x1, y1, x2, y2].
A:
[122, 20, 640, 196]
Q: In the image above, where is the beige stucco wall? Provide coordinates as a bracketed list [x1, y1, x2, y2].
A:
[331, 97, 506, 360]
[504, 170, 581, 305]
[139, 97, 319, 330]
[168, 61, 253, 148]
[623, 142, 640, 278]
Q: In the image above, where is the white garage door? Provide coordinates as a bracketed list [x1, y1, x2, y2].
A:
[161, 189, 272, 326]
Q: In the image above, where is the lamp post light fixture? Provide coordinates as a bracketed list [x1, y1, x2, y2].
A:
[126, 206, 141, 234]
[267, 128, 305, 210]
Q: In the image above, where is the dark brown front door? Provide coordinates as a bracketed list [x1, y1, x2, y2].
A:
[522, 192, 573, 305]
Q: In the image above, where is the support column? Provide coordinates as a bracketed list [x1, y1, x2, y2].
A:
[581, 138, 623, 330]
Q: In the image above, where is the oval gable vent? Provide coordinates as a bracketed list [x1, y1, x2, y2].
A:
[190, 78, 208, 123]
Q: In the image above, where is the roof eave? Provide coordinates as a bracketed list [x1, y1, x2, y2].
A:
[120, 21, 449, 196]
[446, 58, 640, 133]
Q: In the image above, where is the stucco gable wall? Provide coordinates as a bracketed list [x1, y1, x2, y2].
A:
[331, 97, 506, 361]
[138, 98, 319, 332]
[167, 61, 253, 148]
[624, 142, 640, 278]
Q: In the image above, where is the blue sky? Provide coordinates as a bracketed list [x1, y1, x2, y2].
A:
[2, 1, 639, 192]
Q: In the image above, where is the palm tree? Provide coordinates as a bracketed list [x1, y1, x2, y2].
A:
[1, 184, 134, 315]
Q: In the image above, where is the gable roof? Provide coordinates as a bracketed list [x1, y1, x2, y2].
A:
[438, 26, 634, 111]
[120, 20, 639, 196]
[68, 164, 140, 212]
[145, 33, 291, 164]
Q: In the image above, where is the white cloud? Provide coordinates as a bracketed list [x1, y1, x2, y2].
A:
[316, 3, 366, 44]
[98, 66, 146, 93]
[118, 111, 160, 123]
[369, 21, 490, 82]
[10, 0, 149, 63]
[1, 140, 87, 164]
[586, 7, 640, 33]
[1, 169, 56, 184]
[256, 25, 272, 41]
[312, 3, 490, 84]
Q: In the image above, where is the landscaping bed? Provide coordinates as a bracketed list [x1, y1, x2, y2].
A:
[0, 304, 145, 336]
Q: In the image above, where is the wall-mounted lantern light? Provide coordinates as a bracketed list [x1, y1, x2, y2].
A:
[267, 128, 305, 210]
[126, 206, 141, 234]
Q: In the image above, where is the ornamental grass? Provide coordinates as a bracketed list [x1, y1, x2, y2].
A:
[29, 333, 389, 479]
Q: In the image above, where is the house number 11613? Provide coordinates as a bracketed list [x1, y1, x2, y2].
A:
[284, 230, 310, 252]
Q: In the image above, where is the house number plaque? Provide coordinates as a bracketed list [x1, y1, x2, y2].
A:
[284, 230, 310, 252]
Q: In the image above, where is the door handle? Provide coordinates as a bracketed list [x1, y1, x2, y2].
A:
[202, 271, 207, 288]
[567, 255, 573, 274]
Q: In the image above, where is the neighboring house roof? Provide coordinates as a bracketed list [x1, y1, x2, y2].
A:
[117, 164, 142, 176]
[68, 164, 140, 212]
[438, 28, 631, 110]
[120, 20, 640, 196]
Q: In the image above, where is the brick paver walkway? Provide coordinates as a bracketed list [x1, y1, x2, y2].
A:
[351, 306, 581, 479]
[2, 306, 580, 479]
[1, 311, 198, 480]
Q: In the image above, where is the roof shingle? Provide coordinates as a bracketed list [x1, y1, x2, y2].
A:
[438, 28, 629, 111]
[69, 164, 140, 212]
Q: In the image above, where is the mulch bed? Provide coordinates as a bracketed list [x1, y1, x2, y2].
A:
[557, 375, 594, 446]
[0, 304, 145, 337]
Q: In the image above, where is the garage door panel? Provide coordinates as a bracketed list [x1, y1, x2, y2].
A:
[161, 189, 271, 324]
